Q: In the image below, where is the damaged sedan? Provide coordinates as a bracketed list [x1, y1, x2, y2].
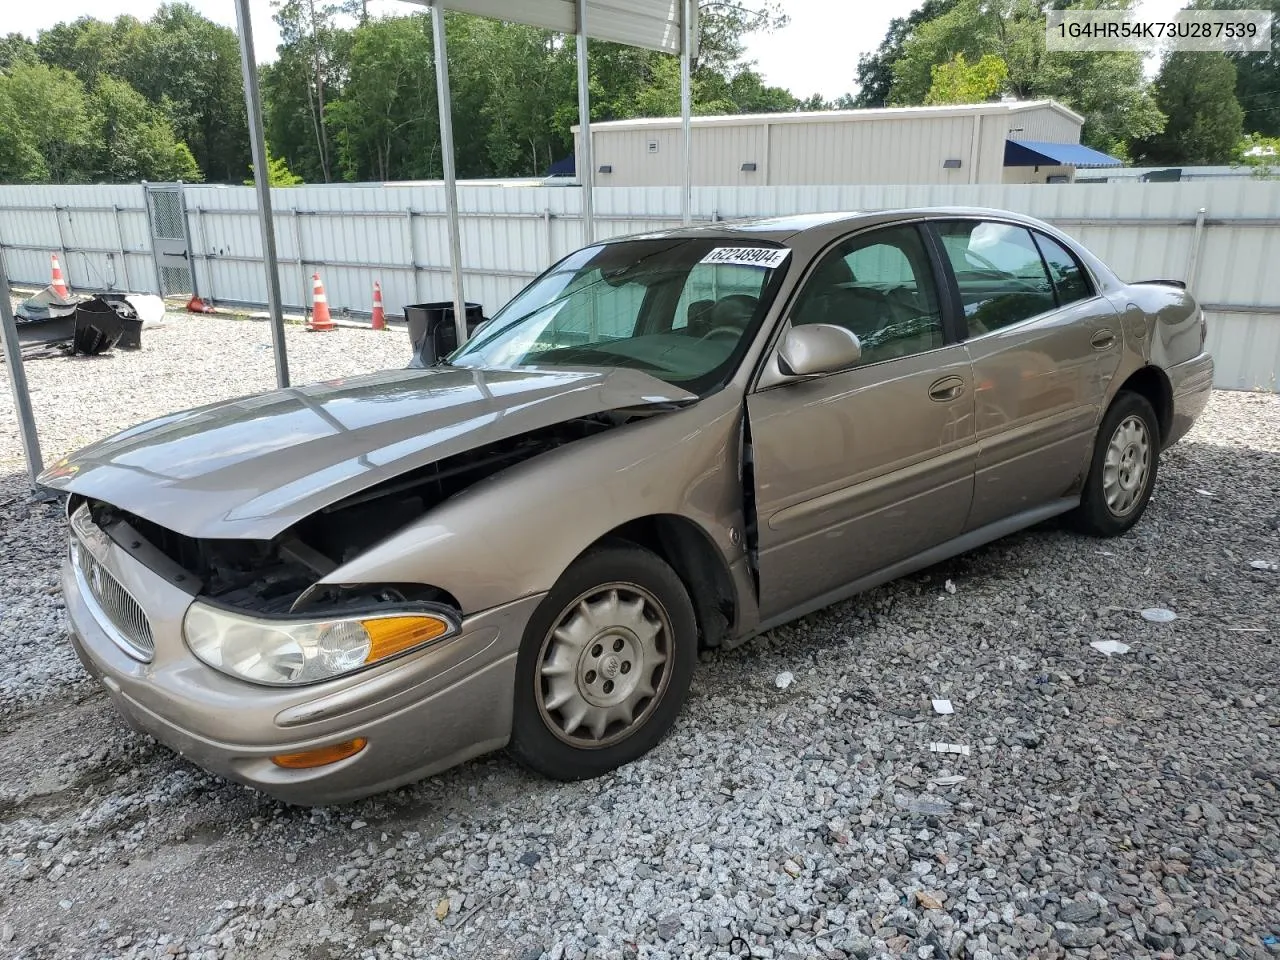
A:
[42, 209, 1214, 804]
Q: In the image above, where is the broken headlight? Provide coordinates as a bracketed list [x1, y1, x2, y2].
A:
[183, 601, 457, 686]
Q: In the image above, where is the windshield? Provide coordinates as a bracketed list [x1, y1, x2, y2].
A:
[449, 238, 790, 395]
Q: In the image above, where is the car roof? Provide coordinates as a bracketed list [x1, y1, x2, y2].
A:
[602, 207, 1053, 245]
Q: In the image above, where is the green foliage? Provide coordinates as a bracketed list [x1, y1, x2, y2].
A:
[854, 0, 960, 107]
[885, 0, 1163, 150]
[0, 62, 94, 182]
[1134, 52, 1243, 165]
[246, 143, 304, 186]
[1235, 132, 1280, 164]
[1194, 0, 1280, 137]
[3, 0, 799, 185]
[925, 53, 1008, 104]
[90, 75, 202, 181]
[0, 33, 37, 70]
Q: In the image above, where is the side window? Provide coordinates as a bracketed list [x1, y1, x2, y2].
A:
[935, 221, 1056, 336]
[790, 225, 943, 366]
[1033, 232, 1094, 306]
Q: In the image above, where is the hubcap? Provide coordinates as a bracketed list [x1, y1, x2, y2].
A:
[1102, 415, 1151, 518]
[535, 583, 673, 748]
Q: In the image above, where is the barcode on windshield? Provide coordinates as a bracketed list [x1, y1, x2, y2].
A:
[700, 247, 792, 269]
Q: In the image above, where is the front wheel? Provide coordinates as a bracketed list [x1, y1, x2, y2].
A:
[1071, 391, 1160, 537]
[508, 543, 697, 780]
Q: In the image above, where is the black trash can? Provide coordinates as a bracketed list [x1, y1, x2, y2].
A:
[404, 301, 485, 368]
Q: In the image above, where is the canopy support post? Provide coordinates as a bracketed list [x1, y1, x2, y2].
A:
[0, 267, 43, 487]
[235, 0, 290, 388]
[680, 0, 693, 225]
[576, 0, 595, 244]
[431, 1, 470, 350]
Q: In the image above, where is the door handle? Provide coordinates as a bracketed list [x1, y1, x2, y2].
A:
[1090, 328, 1116, 350]
[928, 376, 965, 402]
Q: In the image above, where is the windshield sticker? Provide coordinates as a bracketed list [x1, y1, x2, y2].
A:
[699, 247, 792, 269]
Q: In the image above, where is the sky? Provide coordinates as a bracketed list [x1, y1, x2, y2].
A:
[8, 0, 1193, 101]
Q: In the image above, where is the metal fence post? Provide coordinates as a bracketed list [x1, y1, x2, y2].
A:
[112, 203, 133, 292]
[52, 205, 71, 292]
[1186, 206, 1207, 289]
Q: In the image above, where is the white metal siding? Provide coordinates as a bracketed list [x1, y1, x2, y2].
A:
[0, 183, 152, 296]
[2, 180, 1277, 389]
[1009, 106, 1082, 143]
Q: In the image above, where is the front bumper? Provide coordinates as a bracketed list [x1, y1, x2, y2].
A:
[62, 540, 543, 805]
[1165, 350, 1214, 447]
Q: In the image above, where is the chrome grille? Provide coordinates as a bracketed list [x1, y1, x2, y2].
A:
[71, 509, 156, 662]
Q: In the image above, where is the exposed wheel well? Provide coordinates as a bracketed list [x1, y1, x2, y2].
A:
[1117, 366, 1173, 446]
[593, 515, 737, 650]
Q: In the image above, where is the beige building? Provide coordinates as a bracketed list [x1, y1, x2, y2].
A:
[574, 100, 1119, 187]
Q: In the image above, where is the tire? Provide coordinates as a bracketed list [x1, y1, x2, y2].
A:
[508, 542, 697, 781]
[1071, 390, 1161, 537]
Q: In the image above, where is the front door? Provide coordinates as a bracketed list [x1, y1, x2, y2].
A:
[747, 223, 977, 622]
[930, 220, 1123, 531]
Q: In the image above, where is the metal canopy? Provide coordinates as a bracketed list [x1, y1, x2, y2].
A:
[399, 0, 697, 55]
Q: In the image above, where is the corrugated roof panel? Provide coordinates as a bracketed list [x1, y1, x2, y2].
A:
[402, 0, 693, 54]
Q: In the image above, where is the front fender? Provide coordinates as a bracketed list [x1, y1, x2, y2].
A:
[320, 390, 749, 618]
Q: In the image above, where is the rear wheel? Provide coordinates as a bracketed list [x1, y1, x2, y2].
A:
[509, 543, 697, 780]
[1072, 391, 1160, 537]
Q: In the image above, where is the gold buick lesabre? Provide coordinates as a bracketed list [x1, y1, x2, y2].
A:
[42, 209, 1213, 804]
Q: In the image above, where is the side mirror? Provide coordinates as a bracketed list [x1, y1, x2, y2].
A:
[776, 324, 862, 378]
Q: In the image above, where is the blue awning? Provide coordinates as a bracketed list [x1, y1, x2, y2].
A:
[1004, 139, 1123, 168]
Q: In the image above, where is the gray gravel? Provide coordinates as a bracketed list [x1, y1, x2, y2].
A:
[2, 314, 1279, 960]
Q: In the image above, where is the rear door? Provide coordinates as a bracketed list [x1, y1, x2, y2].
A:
[746, 223, 976, 621]
[930, 220, 1122, 531]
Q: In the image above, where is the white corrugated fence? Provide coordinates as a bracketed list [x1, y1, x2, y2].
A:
[1, 179, 1278, 390]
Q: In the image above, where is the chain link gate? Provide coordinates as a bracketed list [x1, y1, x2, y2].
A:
[144, 183, 198, 298]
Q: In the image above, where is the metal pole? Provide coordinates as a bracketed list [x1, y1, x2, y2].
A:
[1186, 207, 1207, 289]
[431, 2, 469, 350]
[680, 0, 693, 225]
[235, 0, 291, 388]
[112, 204, 133, 291]
[575, 0, 595, 245]
[52, 206, 72, 292]
[0, 266, 44, 486]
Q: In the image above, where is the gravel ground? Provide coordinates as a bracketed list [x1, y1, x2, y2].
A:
[1, 313, 1278, 960]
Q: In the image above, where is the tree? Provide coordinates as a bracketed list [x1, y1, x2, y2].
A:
[854, 0, 960, 107]
[326, 15, 440, 181]
[925, 53, 1008, 104]
[1197, 0, 1280, 137]
[1133, 52, 1244, 164]
[272, 0, 348, 183]
[0, 33, 36, 70]
[887, 0, 1164, 151]
[246, 142, 304, 185]
[0, 62, 94, 182]
[122, 4, 250, 183]
[0, 82, 47, 182]
[89, 75, 202, 181]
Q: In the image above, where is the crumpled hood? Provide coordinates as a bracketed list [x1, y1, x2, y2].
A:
[40, 366, 695, 539]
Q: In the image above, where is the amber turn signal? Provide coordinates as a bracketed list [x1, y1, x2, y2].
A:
[271, 737, 368, 769]
[363, 615, 451, 663]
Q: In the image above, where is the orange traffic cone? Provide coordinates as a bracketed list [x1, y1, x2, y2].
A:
[50, 254, 70, 298]
[371, 281, 387, 331]
[186, 296, 214, 314]
[308, 272, 335, 332]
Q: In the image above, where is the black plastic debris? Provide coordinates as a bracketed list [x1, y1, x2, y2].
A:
[8, 293, 145, 360]
[71, 296, 142, 354]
